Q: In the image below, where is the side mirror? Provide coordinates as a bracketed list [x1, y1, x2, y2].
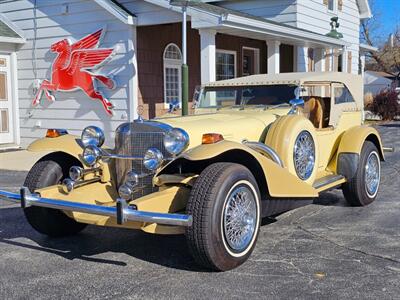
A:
[288, 98, 304, 115]
[168, 99, 180, 113]
[192, 85, 201, 109]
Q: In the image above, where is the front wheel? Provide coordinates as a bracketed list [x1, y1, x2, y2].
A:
[186, 163, 261, 271]
[23, 159, 87, 237]
[342, 141, 381, 206]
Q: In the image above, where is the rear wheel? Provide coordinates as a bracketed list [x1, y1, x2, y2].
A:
[23, 159, 87, 237]
[342, 141, 381, 206]
[186, 163, 261, 271]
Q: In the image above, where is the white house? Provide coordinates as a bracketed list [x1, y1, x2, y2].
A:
[0, 0, 372, 149]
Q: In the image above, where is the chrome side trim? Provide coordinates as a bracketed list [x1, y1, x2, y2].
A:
[243, 141, 284, 168]
[0, 188, 192, 227]
[383, 146, 395, 153]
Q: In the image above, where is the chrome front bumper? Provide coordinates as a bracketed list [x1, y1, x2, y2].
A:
[0, 188, 192, 227]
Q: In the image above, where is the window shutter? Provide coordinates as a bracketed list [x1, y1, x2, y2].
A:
[333, 49, 339, 71]
[347, 51, 352, 73]
[338, 0, 343, 11]
[325, 50, 331, 71]
[323, 0, 328, 5]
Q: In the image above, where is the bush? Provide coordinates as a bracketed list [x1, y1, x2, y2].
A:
[367, 89, 400, 121]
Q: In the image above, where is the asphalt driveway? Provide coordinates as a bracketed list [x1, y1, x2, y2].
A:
[0, 123, 399, 299]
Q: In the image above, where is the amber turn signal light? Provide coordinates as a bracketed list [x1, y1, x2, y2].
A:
[46, 129, 68, 138]
[202, 133, 224, 144]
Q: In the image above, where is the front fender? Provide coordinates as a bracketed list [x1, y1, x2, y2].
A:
[27, 134, 83, 161]
[160, 140, 318, 198]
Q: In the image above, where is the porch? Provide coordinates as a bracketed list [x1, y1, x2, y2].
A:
[136, 2, 350, 118]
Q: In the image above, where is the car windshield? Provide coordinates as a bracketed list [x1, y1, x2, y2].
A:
[198, 85, 297, 109]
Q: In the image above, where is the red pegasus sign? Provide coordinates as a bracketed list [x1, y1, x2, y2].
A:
[32, 28, 116, 115]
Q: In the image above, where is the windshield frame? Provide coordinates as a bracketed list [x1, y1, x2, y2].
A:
[197, 84, 299, 109]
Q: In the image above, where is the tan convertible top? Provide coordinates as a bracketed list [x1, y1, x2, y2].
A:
[204, 72, 363, 107]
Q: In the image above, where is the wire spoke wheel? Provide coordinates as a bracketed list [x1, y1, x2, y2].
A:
[364, 151, 380, 198]
[293, 130, 315, 180]
[223, 184, 257, 253]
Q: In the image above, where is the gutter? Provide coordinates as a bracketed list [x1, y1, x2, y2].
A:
[221, 14, 349, 48]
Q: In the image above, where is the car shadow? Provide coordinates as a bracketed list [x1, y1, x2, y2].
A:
[0, 191, 347, 271]
[0, 206, 207, 272]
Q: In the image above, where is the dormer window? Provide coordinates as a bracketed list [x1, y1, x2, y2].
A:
[325, 0, 343, 13]
[328, 0, 335, 11]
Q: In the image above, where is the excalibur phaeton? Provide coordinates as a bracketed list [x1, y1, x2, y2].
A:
[0, 72, 390, 271]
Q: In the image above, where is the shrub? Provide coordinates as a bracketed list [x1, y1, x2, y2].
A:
[367, 89, 400, 121]
[364, 92, 374, 108]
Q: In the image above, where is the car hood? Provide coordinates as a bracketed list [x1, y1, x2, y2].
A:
[157, 108, 290, 148]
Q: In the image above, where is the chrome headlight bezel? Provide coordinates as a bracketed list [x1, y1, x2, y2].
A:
[143, 148, 164, 171]
[83, 145, 102, 167]
[163, 128, 189, 156]
[81, 126, 105, 147]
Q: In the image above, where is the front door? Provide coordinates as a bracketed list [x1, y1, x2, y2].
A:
[0, 54, 14, 145]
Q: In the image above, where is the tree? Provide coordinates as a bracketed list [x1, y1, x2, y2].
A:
[360, 1, 400, 77]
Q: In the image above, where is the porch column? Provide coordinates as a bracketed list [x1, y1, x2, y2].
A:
[199, 29, 216, 84]
[266, 40, 280, 74]
[296, 46, 308, 72]
[314, 48, 325, 72]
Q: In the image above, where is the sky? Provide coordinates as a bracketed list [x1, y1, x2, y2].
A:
[371, 0, 400, 38]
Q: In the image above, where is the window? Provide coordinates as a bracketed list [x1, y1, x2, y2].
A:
[216, 50, 236, 81]
[163, 44, 182, 107]
[334, 83, 355, 104]
[327, 0, 335, 11]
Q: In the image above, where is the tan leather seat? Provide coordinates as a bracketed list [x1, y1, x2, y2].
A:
[304, 97, 323, 129]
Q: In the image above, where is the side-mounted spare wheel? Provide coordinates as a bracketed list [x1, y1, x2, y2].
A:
[342, 141, 381, 206]
[265, 115, 318, 184]
[23, 159, 87, 237]
[186, 163, 261, 271]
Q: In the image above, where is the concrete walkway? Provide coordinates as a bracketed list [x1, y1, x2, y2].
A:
[0, 150, 49, 171]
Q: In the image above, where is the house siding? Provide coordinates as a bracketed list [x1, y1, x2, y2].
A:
[296, 0, 361, 74]
[0, 0, 135, 147]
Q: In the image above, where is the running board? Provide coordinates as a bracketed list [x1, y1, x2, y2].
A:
[313, 175, 346, 192]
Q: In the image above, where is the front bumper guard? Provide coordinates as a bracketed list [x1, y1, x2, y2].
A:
[0, 188, 192, 227]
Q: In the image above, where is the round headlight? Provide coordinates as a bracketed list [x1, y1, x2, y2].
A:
[83, 145, 102, 166]
[293, 130, 315, 180]
[143, 148, 164, 171]
[81, 126, 105, 147]
[118, 183, 133, 201]
[163, 128, 189, 155]
[69, 166, 84, 181]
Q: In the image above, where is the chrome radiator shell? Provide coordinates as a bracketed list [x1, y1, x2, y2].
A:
[114, 120, 172, 199]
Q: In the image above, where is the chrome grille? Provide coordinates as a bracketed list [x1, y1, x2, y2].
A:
[115, 121, 172, 199]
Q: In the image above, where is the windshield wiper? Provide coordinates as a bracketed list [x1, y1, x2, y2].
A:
[268, 103, 291, 110]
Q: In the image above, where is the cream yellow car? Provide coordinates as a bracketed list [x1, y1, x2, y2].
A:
[0, 72, 391, 271]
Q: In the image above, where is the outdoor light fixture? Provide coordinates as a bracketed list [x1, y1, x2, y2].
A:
[326, 17, 343, 39]
[169, 0, 201, 116]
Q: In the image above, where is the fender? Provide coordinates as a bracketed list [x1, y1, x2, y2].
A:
[337, 126, 384, 159]
[336, 126, 384, 179]
[27, 134, 83, 161]
[159, 140, 318, 198]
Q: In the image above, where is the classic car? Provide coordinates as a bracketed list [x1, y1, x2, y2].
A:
[0, 72, 391, 271]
